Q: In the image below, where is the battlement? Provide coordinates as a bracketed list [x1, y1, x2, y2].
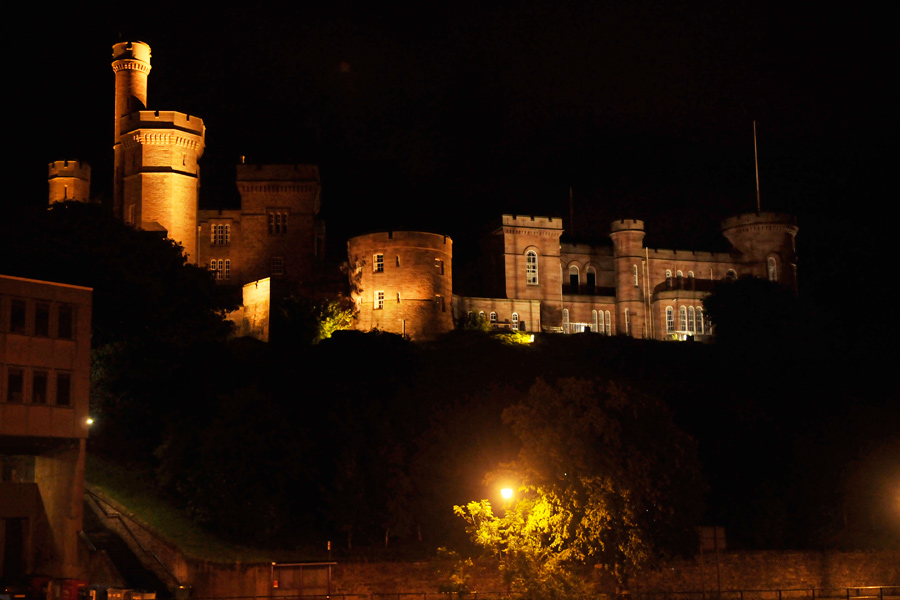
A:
[610, 219, 645, 233]
[501, 214, 562, 230]
[647, 248, 731, 261]
[119, 110, 205, 136]
[721, 212, 796, 232]
[236, 164, 320, 183]
[112, 41, 151, 64]
[350, 231, 451, 247]
[48, 160, 91, 180]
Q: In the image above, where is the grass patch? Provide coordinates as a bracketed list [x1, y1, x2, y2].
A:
[86, 452, 279, 563]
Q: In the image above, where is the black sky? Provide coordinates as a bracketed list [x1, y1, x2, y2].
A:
[13, 2, 891, 260]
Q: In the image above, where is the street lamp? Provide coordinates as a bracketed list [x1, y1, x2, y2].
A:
[501, 487, 514, 500]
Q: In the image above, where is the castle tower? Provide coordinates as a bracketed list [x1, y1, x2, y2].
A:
[347, 231, 453, 340]
[610, 219, 646, 337]
[112, 41, 206, 262]
[721, 212, 798, 291]
[48, 160, 91, 204]
[498, 215, 564, 328]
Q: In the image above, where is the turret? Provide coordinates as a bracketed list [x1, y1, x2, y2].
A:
[721, 212, 798, 291]
[112, 41, 151, 219]
[610, 219, 646, 337]
[48, 160, 91, 204]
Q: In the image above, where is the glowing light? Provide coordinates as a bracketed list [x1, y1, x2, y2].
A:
[501, 488, 514, 500]
[86, 417, 94, 426]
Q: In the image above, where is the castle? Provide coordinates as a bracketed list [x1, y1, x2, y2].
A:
[51, 40, 798, 342]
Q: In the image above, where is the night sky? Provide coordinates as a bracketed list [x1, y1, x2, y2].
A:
[14, 2, 891, 288]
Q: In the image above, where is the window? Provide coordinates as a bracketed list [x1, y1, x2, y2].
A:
[211, 224, 230, 245]
[569, 266, 579, 290]
[271, 256, 284, 276]
[58, 304, 74, 339]
[697, 307, 705, 334]
[666, 307, 675, 333]
[680, 306, 688, 331]
[605, 311, 611, 335]
[665, 270, 672, 289]
[688, 271, 695, 289]
[397, 292, 401, 303]
[676, 271, 684, 289]
[396, 255, 400, 267]
[726, 269, 737, 281]
[435, 259, 445, 275]
[56, 372, 71, 406]
[374, 254, 384, 272]
[592, 310, 598, 332]
[35, 303, 50, 337]
[375, 291, 385, 310]
[223, 260, 230, 280]
[562, 309, 569, 332]
[526, 251, 538, 285]
[689, 306, 696, 333]
[490, 312, 497, 323]
[10, 299, 26, 333]
[624, 309, 631, 336]
[478, 311, 485, 320]
[267, 211, 288, 235]
[32, 371, 48, 404]
[767, 257, 777, 282]
[6, 368, 24, 403]
[633, 265, 639, 287]
[512, 313, 519, 330]
[586, 267, 596, 292]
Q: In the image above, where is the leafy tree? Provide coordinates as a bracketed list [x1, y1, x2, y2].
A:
[455, 378, 703, 594]
[271, 295, 354, 346]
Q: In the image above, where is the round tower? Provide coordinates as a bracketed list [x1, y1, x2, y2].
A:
[48, 160, 91, 204]
[112, 41, 151, 220]
[610, 219, 646, 337]
[347, 231, 453, 341]
[721, 212, 798, 291]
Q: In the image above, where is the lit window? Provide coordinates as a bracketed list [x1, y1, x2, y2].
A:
[32, 371, 48, 404]
[767, 257, 777, 282]
[697, 307, 705, 334]
[689, 306, 696, 333]
[271, 257, 284, 276]
[375, 291, 385, 309]
[680, 306, 687, 331]
[58, 305, 74, 339]
[634, 265, 639, 287]
[512, 313, 519, 330]
[605, 311, 611, 335]
[56, 372, 71, 406]
[526, 251, 538, 285]
[592, 310, 598, 332]
[7, 368, 24, 403]
[490, 312, 497, 323]
[563, 309, 569, 332]
[35, 303, 50, 337]
[624, 309, 631, 336]
[374, 254, 384, 272]
[211, 224, 230, 245]
[666, 307, 674, 333]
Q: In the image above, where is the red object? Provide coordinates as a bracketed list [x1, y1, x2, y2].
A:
[59, 580, 89, 600]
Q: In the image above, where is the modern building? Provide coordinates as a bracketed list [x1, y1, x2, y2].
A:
[0, 275, 92, 581]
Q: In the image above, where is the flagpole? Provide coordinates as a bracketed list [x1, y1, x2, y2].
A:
[753, 121, 761, 213]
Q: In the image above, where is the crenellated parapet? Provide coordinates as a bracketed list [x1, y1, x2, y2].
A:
[48, 160, 91, 204]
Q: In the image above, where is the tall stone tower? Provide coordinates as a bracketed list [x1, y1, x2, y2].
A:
[48, 160, 91, 204]
[721, 212, 799, 292]
[610, 219, 646, 337]
[112, 41, 206, 262]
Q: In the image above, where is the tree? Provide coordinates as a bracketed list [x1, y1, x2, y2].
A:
[455, 378, 703, 595]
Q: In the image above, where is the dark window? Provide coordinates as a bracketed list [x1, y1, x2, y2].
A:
[58, 305, 74, 339]
[7, 368, 24, 403]
[56, 373, 71, 406]
[35, 303, 50, 336]
[32, 371, 48, 404]
[10, 299, 26, 333]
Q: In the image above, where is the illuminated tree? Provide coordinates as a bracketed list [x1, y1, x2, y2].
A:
[455, 378, 703, 595]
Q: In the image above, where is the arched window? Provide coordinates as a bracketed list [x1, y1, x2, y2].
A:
[688, 271, 695, 289]
[490, 312, 497, 323]
[592, 310, 598, 332]
[666, 270, 672, 289]
[688, 306, 696, 333]
[676, 270, 684, 289]
[767, 257, 777, 282]
[679, 306, 687, 331]
[605, 311, 611, 335]
[633, 264, 639, 287]
[526, 251, 538, 285]
[511, 313, 519, 330]
[697, 307, 705, 334]
[563, 309, 569, 333]
[666, 307, 674, 333]
[569, 265, 579, 291]
[478, 311, 485, 320]
[586, 267, 596, 292]
[726, 269, 737, 281]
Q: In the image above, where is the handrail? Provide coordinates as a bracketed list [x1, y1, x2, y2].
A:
[84, 487, 181, 589]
